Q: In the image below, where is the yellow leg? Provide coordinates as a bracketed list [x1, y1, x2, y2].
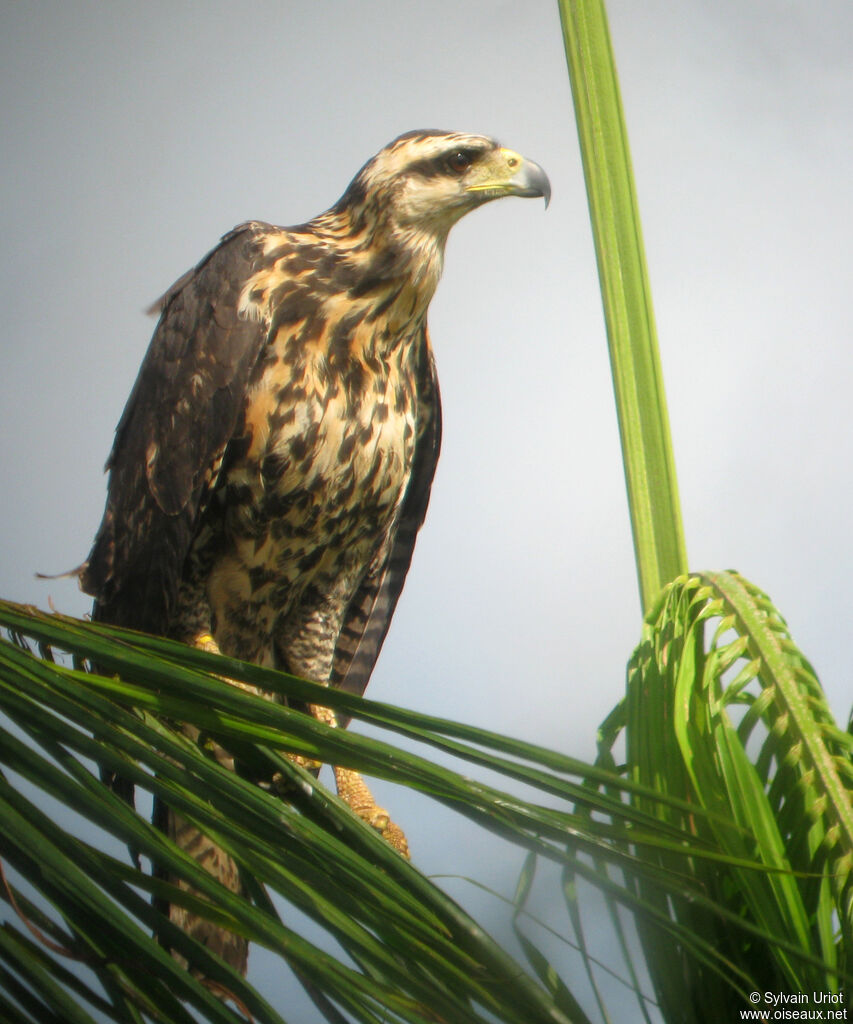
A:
[188, 634, 411, 855]
[309, 703, 410, 858]
[332, 763, 410, 857]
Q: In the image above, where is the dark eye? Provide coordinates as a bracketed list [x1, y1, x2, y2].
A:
[446, 150, 473, 174]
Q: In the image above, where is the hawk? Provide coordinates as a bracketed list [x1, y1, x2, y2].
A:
[81, 129, 550, 977]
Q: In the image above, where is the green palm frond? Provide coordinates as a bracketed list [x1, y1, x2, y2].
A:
[2, 595, 850, 1023]
[590, 571, 852, 1019]
[552, 5, 851, 1013]
[505, 573, 852, 1023]
[1, 602, 581, 1024]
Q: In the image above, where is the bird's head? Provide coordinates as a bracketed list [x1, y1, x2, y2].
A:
[336, 130, 551, 240]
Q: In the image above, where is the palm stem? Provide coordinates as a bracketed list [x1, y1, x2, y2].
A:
[556, 0, 687, 612]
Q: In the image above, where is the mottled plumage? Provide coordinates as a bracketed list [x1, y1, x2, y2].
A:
[81, 129, 549, 978]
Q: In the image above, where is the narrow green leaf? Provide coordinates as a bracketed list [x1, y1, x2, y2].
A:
[556, 0, 687, 612]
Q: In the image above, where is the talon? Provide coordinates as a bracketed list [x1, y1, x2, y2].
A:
[368, 809, 390, 832]
[333, 764, 410, 857]
[374, 818, 410, 859]
[199, 733, 236, 771]
[192, 632, 220, 654]
[261, 771, 287, 794]
[289, 752, 323, 774]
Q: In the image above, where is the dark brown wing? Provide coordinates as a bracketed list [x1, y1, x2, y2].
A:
[331, 326, 442, 705]
[81, 222, 272, 633]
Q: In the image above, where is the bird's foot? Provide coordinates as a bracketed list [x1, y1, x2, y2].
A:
[191, 631, 220, 654]
[184, 640, 410, 856]
[289, 752, 324, 774]
[333, 764, 410, 858]
[306, 702, 410, 856]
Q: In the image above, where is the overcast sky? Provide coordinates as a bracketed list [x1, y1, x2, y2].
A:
[2, 1, 852, 1019]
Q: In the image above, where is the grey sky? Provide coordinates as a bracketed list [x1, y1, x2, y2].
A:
[2, 1, 851, 1018]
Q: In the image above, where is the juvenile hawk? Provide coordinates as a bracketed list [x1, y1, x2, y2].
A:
[81, 129, 550, 975]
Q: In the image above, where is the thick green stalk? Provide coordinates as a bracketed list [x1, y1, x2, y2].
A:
[557, 0, 687, 612]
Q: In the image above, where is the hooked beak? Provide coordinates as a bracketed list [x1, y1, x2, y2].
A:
[465, 147, 551, 208]
[505, 154, 551, 207]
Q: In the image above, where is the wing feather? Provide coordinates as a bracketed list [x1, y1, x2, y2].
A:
[81, 223, 272, 633]
[331, 327, 442, 708]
